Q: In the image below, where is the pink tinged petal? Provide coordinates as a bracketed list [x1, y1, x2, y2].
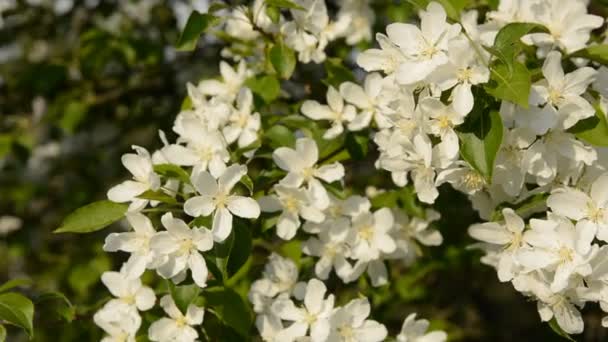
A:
[314, 163, 344, 183]
[547, 189, 589, 220]
[542, 51, 565, 87]
[468, 222, 512, 244]
[226, 196, 260, 218]
[218, 164, 247, 191]
[304, 279, 327, 314]
[212, 207, 233, 242]
[190, 170, 218, 195]
[107, 181, 148, 202]
[161, 145, 200, 166]
[184, 195, 215, 217]
[453, 83, 473, 115]
[591, 173, 608, 207]
[188, 252, 209, 288]
[135, 286, 156, 311]
[296, 138, 319, 167]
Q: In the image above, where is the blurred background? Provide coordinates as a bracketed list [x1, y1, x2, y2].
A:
[1, 0, 607, 341]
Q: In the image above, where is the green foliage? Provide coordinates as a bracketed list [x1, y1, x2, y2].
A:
[571, 44, 608, 64]
[269, 39, 297, 79]
[169, 283, 201, 314]
[265, 0, 305, 10]
[569, 105, 608, 146]
[548, 319, 577, 341]
[54, 200, 128, 234]
[35, 292, 76, 323]
[0, 293, 35, 338]
[457, 110, 503, 183]
[485, 62, 532, 108]
[176, 12, 219, 51]
[407, 0, 470, 20]
[0, 279, 31, 293]
[202, 287, 253, 337]
[263, 125, 295, 149]
[485, 23, 547, 67]
[154, 164, 192, 184]
[246, 75, 281, 103]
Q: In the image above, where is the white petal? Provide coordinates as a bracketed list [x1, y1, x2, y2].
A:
[314, 163, 344, 183]
[227, 196, 261, 218]
[107, 181, 148, 203]
[188, 252, 209, 288]
[190, 171, 218, 196]
[184, 195, 216, 217]
[218, 164, 247, 191]
[212, 207, 233, 242]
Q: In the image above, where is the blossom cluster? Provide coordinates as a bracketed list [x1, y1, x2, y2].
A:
[88, 0, 608, 340]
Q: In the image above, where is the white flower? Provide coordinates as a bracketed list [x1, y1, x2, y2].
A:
[468, 208, 526, 282]
[427, 38, 490, 115]
[389, 209, 442, 265]
[327, 298, 387, 342]
[357, 32, 407, 75]
[184, 164, 260, 242]
[436, 163, 486, 195]
[548, 173, 608, 242]
[161, 117, 229, 178]
[303, 217, 352, 280]
[94, 301, 141, 342]
[397, 313, 447, 342]
[222, 88, 261, 148]
[101, 270, 156, 311]
[301, 86, 357, 139]
[148, 295, 205, 342]
[340, 73, 393, 130]
[529, 51, 596, 133]
[150, 213, 214, 287]
[419, 97, 465, 160]
[518, 215, 597, 292]
[273, 137, 345, 208]
[347, 208, 396, 262]
[104, 213, 161, 278]
[249, 253, 299, 313]
[271, 278, 335, 342]
[259, 185, 325, 240]
[385, 2, 461, 85]
[197, 60, 252, 101]
[107, 146, 160, 211]
[492, 127, 536, 197]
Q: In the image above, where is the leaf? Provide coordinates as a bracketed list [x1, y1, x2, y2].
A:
[548, 319, 577, 341]
[484, 61, 532, 108]
[0, 325, 5, 342]
[265, 0, 305, 10]
[486, 23, 546, 67]
[227, 222, 252, 278]
[169, 283, 201, 314]
[137, 190, 178, 205]
[239, 175, 254, 195]
[345, 132, 369, 160]
[406, 0, 469, 20]
[176, 12, 218, 51]
[457, 110, 503, 182]
[569, 106, 608, 146]
[0, 292, 34, 338]
[279, 240, 302, 266]
[54, 200, 128, 233]
[269, 40, 296, 79]
[208, 2, 229, 13]
[571, 44, 608, 65]
[202, 287, 252, 337]
[263, 125, 295, 149]
[246, 75, 280, 103]
[35, 292, 75, 322]
[323, 58, 355, 88]
[154, 164, 191, 184]
[59, 101, 88, 134]
[0, 279, 31, 294]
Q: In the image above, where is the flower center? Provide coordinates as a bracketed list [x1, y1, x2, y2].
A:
[558, 246, 574, 264]
[359, 225, 375, 241]
[302, 167, 315, 181]
[457, 68, 473, 83]
[437, 115, 451, 129]
[339, 325, 354, 338]
[283, 195, 300, 213]
[180, 239, 195, 254]
[548, 88, 564, 106]
[175, 316, 188, 327]
[463, 171, 485, 192]
[214, 191, 229, 208]
[586, 202, 604, 223]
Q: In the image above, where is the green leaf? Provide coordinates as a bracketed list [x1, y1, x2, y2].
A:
[0, 279, 31, 294]
[202, 287, 252, 337]
[457, 110, 503, 182]
[487, 23, 546, 67]
[485, 61, 532, 108]
[59, 101, 88, 134]
[239, 175, 254, 195]
[263, 125, 295, 149]
[0, 325, 5, 342]
[569, 106, 608, 146]
[269, 40, 296, 79]
[246, 75, 280, 103]
[227, 222, 252, 278]
[323, 58, 355, 88]
[406, 0, 469, 20]
[176, 12, 218, 51]
[137, 190, 178, 205]
[0, 293, 34, 338]
[35, 292, 75, 322]
[208, 2, 229, 13]
[345, 132, 369, 160]
[154, 164, 191, 184]
[54, 200, 128, 233]
[548, 319, 577, 341]
[571, 44, 608, 65]
[169, 283, 201, 314]
[279, 240, 302, 266]
[0, 134, 12, 159]
[265, 0, 305, 10]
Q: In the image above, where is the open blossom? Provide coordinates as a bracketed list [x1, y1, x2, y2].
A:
[389, 208, 442, 265]
[184, 164, 260, 242]
[101, 270, 155, 312]
[397, 313, 447, 342]
[197, 60, 252, 101]
[249, 253, 299, 313]
[548, 173, 608, 242]
[271, 278, 335, 342]
[327, 298, 387, 342]
[148, 295, 205, 342]
[339, 73, 393, 130]
[303, 217, 352, 280]
[150, 213, 214, 287]
[419, 97, 465, 160]
[103, 213, 161, 278]
[273, 137, 344, 208]
[107, 146, 160, 211]
[301, 86, 357, 139]
[384, 2, 461, 85]
[259, 185, 325, 240]
[222, 88, 261, 148]
[94, 301, 141, 342]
